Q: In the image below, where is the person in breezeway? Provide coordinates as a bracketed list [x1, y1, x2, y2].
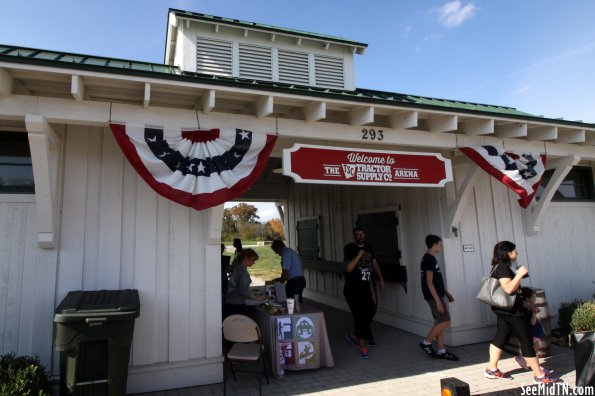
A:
[351, 227, 384, 347]
[343, 242, 376, 359]
[271, 240, 306, 303]
[418, 234, 459, 361]
[221, 243, 231, 295]
[223, 248, 266, 318]
[231, 238, 243, 268]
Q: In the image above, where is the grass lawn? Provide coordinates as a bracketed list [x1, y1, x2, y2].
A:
[223, 245, 281, 282]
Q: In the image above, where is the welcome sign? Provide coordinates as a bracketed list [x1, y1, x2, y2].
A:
[282, 144, 452, 187]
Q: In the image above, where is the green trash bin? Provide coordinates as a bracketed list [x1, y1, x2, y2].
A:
[54, 289, 140, 396]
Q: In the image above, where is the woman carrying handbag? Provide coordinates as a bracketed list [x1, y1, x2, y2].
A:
[484, 241, 562, 384]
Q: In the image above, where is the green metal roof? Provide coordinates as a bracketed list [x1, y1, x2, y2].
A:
[1, 44, 592, 128]
[0, 45, 181, 75]
[168, 8, 368, 49]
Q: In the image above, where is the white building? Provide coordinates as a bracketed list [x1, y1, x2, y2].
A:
[0, 8, 594, 394]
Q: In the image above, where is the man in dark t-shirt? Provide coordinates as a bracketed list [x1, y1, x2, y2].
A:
[418, 234, 459, 361]
[352, 227, 384, 347]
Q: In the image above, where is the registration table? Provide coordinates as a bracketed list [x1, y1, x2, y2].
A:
[250, 304, 334, 379]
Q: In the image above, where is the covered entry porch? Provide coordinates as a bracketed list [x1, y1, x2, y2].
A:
[134, 298, 577, 395]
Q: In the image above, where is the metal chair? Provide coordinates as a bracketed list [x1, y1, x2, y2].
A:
[222, 314, 269, 395]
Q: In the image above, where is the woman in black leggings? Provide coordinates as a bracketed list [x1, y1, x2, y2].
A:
[484, 241, 560, 384]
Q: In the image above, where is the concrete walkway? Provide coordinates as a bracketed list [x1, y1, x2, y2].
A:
[133, 300, 578, 396]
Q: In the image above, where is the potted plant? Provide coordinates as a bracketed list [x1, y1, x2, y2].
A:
[570, 300, 595, 388]
[0, 353, 54, 396]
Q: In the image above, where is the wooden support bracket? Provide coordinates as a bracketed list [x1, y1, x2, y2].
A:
[71, 75, 85, 102]
[25, 114, 62, 248]
[304, 101, 326, 123]
[444, 163, 481, 237]
[143, 82, 151, 108]
[0, 67, 12, 96]
[524, 155, 580, 235]
[202, 89, 215, 113]
[256, 95, 273, 119]
[349, 106, 374, 126]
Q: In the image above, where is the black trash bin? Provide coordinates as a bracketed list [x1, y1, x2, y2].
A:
[54, 289, 140, 396]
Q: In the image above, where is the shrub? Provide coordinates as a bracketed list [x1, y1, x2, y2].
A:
[570, 301, 595, 333]
[558, 299, 584, 335]
[0, 353, 54, 396]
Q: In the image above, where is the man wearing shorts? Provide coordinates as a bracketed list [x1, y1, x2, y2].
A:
[419, 234, 459, 361]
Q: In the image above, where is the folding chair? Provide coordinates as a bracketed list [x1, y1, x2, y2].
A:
[222, 314, 269, 395]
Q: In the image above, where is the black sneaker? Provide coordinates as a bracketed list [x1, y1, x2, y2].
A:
[368, 339, 377, 347]
[419, 341, 436, 357]
[436, 351, 459, 361]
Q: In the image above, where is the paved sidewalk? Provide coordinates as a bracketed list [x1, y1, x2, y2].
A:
[134, 300, 578, 396]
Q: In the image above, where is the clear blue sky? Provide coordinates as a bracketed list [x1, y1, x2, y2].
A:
[2, 0, 594, 124]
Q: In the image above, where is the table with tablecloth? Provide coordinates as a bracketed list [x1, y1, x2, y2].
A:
[250, 304, 334, 379]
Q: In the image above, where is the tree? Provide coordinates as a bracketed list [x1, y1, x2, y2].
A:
[228, 203, 260, 224]
[222, 208, 237, 242]
[264, 218, 285, 241]
[239, 223, 261, 241]
[222, 203, 261, 241]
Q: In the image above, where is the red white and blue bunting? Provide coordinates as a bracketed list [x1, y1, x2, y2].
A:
[110, 123, 277, 211]
[459, 145, 546, 208]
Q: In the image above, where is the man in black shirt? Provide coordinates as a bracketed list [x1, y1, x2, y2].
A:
[419, 234, 459, 361]
[352, 227, 384, 346]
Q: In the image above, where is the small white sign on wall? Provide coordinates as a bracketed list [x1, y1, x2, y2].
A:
[463, 244, 474, 252]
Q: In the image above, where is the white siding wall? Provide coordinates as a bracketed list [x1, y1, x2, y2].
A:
[525, 204, 595, 311]
[0, 196, 58, 368]
[62, 126, 221, 392]
[0, 125, 224, 393]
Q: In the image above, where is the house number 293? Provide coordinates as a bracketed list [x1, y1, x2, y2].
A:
[361, 128, 384, 141]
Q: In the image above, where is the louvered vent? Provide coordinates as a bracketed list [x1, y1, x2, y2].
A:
[314, 55, 344, 89]
[278, 49, 309, 86]
[239, 44, 272, 81]
[196, 38, 232, 76]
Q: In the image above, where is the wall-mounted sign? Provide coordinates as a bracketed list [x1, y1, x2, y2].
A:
[282, 144, 453, 187]
[463, 244, 474, 252]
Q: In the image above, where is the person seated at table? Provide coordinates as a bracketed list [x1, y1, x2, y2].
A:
[223, 248, 267, 318]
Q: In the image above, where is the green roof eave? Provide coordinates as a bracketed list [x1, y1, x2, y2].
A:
[0, 44, 182, 75]
[168, 8, 368, 50]
[1, 44, 593, 130]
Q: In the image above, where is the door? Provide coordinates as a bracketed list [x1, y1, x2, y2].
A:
[357, 211, 407, 288]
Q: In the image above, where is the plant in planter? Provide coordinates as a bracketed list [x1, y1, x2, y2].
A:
[0, 353, 54, 396]
[558, 299, 584, 336]
[570, 300, 595, 388]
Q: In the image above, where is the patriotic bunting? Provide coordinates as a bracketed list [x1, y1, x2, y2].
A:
[459, 145, 546, 208]
[110, 123, 277, 211]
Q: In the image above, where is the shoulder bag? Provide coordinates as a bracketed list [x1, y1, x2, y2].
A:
[476, 266, 516, 309]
